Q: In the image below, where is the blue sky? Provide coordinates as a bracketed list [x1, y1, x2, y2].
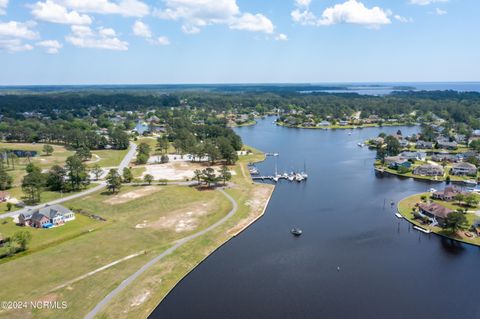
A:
[0, 0, 478, 85]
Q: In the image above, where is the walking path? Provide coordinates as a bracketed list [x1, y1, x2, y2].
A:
[0, 142, 137, 219]
[84, 189, 238, 319]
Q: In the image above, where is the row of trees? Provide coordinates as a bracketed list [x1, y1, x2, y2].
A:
[21, 155, 90, 204]
[193, 166, 232, 187]
[0, 119, 129, 151]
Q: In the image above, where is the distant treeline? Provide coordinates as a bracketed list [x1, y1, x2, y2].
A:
[0, 93, 180, 117]
[0, 118, 129, 150]
[2, 90, 480, 127]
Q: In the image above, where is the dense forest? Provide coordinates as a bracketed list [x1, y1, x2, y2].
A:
[1, 90, 480, 125]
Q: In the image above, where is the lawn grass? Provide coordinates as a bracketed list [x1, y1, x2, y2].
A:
[0, 184, 96, 213]
[95, 147, 273, 319]
[89, 149, 129, 168]
[398, 193, 480, 246]
[0, 184, 232, 319]
[0, 145, 274, 319]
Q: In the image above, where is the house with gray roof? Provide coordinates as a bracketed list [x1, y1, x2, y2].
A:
[19, 205, 75, 228]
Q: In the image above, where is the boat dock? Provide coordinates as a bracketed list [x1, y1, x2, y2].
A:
[251, 172, 307, 183]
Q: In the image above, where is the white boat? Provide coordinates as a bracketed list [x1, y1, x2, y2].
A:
[357, 142, 365, 147]
[429, 188, 437, 193]
[295, 173, 304, 182]
[273, 176, 279, 182]
[413, 226, 431, 234]
[464, 180, 477, 186]
[300, 172, 308, 179]
[288, 175, 294, 182]
[395, 213, 403, 219]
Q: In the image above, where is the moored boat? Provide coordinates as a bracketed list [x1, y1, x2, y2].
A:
[291, 228, 302, 236]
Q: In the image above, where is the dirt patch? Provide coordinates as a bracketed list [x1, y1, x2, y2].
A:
[104, 186, 160, 205]
[141, 162, 236, 181]
[130, 290, 151, 307]
[228, 184, 274, 236]
[147, 202, 212, 233]
[38, 293, 58, 302]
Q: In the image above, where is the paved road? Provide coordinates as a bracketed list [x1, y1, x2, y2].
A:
[0, 142, 137, 219]
[84, 189, 238, 319]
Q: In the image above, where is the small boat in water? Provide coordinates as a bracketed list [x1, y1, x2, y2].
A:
[291, 228, 302, 236]
[395, 213, 403, 219]
[413, 226, 431, 234]
[464, 180, 477, 187]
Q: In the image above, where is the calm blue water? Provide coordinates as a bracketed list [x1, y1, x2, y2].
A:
[306, 82, 480, 95]
[151, 118, 480, 319]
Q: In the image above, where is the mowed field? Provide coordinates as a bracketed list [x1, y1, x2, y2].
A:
[0, 142, 129, 211]
[0, 146, 274, 319]
[0, 185, 232, 319]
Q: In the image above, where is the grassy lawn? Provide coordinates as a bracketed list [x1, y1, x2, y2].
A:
[0, 184, 232, 319]
[95, 146, 273, 319]
[0, 184, 97, 213]
[398, 193, 480, 246]
[0, 214, 101, 260]
[89, 149, 129, 168]
[135, 136, 175, 155]
[0, 145, 274, 319]
[0, 142, 75, 186]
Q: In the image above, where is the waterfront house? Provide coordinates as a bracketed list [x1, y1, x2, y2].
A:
[338, 120, 349, 126]
[454, 134, 467, 144]
[431, 153, 460, 163]
[400, 151, 426, 162]
[413, 164, 444, 176]
[399, 140, 410, 148]
[416, 140, 434, 149]
[417, 202, 453, 226]
[19, 205, 75, 228]
[451, 162, 478, 176]
[437, 140, 458, 150]
[0, 191, 10, 202]
[385, 156, 412, 169]
[319, 121, 331, 126]
[432, 186, 466, 201]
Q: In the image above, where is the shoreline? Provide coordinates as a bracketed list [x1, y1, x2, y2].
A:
[397, 193, 480, 248]
[99, 146, 276, 318]
[276, 121, 415, 130]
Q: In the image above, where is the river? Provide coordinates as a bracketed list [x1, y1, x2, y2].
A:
[150, 117, 480, 319]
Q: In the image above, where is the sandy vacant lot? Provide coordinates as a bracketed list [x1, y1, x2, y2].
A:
[104, 186, 160, 205]
[141, 161, 236, 181]
[135, 202, 212, 233]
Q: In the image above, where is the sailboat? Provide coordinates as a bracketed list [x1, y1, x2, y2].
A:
[300, 161, 308, 180]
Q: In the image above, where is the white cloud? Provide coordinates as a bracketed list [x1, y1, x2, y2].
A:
[63, 0, 149, 17]
[0, 38, 33, 52]
[292, 0, 392, 28]
[131, 20, 170, 46]
[318, 0, 391, 27]
[154, 0, 275, 34]
[229, 13, 274, 34]
[65, 25, 128, 50]
[36, 39, 62, 53]
[275, 33, 288, 41]
[409, 0, 448, 5]
[0, 21, 38, 39]
[394, 14, 413, 23]
[0, 0, 8, 15]
[31, 0, 92, 25]
[291, 8, 317, 25]
[132, 20, 152, 38]
[155, 36, 170, 45]
[432, 7, 447, 15]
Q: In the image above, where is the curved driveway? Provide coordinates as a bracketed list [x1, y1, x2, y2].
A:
[84, 189, 238, 319]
